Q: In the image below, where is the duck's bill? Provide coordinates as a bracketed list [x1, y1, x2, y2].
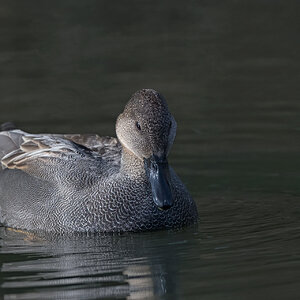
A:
[144, 155, 174, 210]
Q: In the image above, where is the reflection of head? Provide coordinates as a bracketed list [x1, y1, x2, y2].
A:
[125, 264, 167, 299]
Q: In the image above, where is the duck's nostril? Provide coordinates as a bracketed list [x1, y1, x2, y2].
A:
[135, 122, 141, 131]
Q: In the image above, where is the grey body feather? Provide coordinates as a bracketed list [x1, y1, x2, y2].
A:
[0, 89, 198, 233]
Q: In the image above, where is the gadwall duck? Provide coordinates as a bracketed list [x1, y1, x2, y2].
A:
[0, 89, 198, 233]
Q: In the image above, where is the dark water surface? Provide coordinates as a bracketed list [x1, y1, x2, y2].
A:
[1, 0, 300, 299]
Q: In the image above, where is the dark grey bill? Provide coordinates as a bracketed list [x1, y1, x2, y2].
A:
[144, 154, 174, 210]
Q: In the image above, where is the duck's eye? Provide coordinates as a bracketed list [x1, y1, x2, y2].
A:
[136, 122, 141, 131]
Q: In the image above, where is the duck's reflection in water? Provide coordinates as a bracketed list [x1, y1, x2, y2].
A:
[0, 228, 178, 299]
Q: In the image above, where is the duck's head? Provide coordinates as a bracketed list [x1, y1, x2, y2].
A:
[116, 89, 177, 210]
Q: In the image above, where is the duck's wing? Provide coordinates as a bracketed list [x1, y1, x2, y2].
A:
[0, 130, 121, 185]
[59, 133, 121, 164]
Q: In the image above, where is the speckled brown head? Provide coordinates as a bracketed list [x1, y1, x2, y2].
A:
[116, 89, 177, 159]
[116, 89, 177, 210]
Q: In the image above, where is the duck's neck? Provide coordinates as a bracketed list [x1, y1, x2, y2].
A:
[120, 148, 146, 178]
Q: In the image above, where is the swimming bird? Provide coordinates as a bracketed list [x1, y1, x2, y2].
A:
[0, 89, 198, 233]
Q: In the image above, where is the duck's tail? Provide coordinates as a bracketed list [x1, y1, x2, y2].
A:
[1, 122, 16, 132]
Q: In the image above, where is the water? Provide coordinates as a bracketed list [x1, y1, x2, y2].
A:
[0, 0, 300, 299]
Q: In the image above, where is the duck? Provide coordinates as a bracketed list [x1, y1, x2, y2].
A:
[0, 89, 198, 233]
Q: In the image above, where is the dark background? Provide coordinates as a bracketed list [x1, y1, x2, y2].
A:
[1, 0, 299, 195]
